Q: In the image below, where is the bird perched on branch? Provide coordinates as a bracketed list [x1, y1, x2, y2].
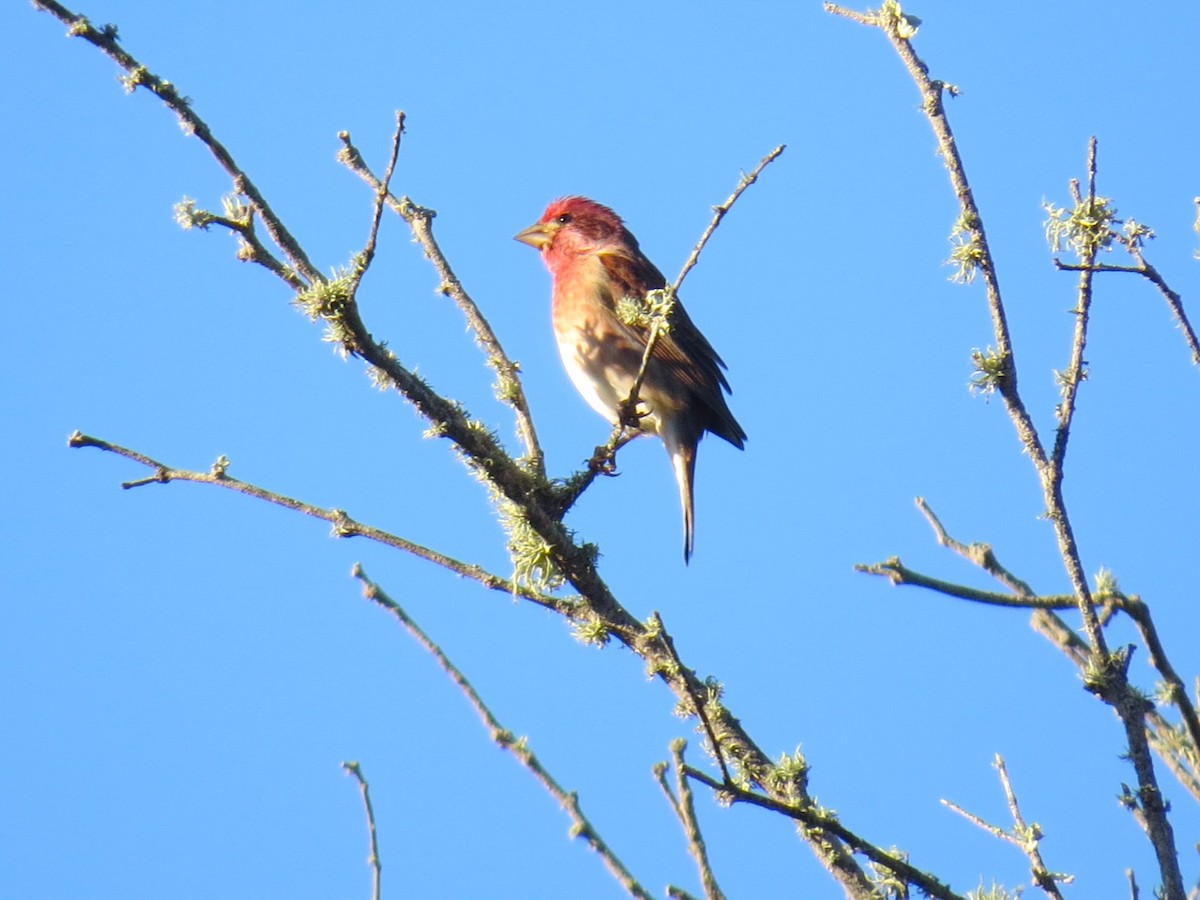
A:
[514, 196, 745, 562]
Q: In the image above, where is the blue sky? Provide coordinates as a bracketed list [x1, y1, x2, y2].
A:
[5, 1, 1200, 897]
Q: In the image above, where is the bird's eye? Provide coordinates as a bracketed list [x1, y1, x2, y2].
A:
[556, 213, 573, 225]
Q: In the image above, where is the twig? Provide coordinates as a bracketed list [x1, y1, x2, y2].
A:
[914, 497, 1036, 597]
[356, 111, 405, 277]
[826, 2, 1040, 466]
[877, 500, 1200, 803]
[827, 1, 1115, 654]
[1128, 245, 1199, 370]
[683, 766, 964, 900]
[33, 0, 321, 286]
[621, 145, 786, 432]
[671, 146, 787, 298]
[336, 129, 545, 475]
[857, 557, 1111, 611]
[352, 566, 653, 900]
[175, 201, 306, 290]
[67, 430, 570, 613]
[1049, 139, 1098, 483]
[341, 761, 382, 900]
[654, 741, 726, 900]
[651, 613, 731, 785]
[944, 756, 1071, 898]
[1120, 600, 1200, 785]
[1055, 244, 1200, 374]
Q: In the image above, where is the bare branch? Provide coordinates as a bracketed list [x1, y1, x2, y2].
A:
[683, 766, 964, 900]
[1125, 247, 1200, 370]
[654, 742, 726, 900]
[336, 130, 545, 474]
[341, 761, 382, 900]
[915, 496, 1036, 597]
[67, 431, 570, 613]
[357, 111, 406, 277]
[353, 566, 653, 900]
[1049, 138, 1098, 479]
[858, 557, 1083, 610]
[882, 499, 1200, 805]
[620, 145, 786, 439]
[33, 0, 321, 286]
[671, 145, 787, 298]
[943, 756, 1072, 898]
[650, 614, 731, 785]
[828, 11, 1185, 889]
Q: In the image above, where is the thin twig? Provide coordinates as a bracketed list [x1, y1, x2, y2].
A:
[1049, 140, 1098, 479]
[176, 204, 306, 289]
[336, 129, 545, 475]
[67, 430, 570, 612]
[341, 761, 382, 900]
[357, 111, 405, 276]
[857, 557, 1110, 611]
[654, 742, 726, 900]
[942, 757, 1071, 898]
[33, 0, 321, 286]
[651, 613, 731, 785]
[622, 145, 786, 428]
[915, 496, 1036, 597]
[683, 766, 964, 900]
[826, 2, 1042, 468]
[994, 755, 1070, 897]
[672, 146, 787, 298]
[1126, 244, 1200, 370]
[880, 499, 1200, 803]
[352, 566, 653, 900]
[1055, 247, 1200, 373]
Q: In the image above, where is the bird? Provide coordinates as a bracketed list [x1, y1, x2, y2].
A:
[514, 196, 745, 562]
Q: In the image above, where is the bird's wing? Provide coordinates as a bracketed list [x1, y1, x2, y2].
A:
[597, 250, 731, 394]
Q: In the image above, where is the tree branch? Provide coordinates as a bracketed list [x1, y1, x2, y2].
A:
[353, 566, 653, 900]
[336, 129, 546, 476]
[683, 766, 964, 900]
[943, 756, 1071, 898]
[654, 741, 726, 900]
[828, 8, 1185, 892]
[32, 0, 322, 287]
[341, 761, 383, 900]
[67, 430, 571, 613]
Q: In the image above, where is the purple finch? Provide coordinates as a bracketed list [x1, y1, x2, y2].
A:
[515, 197, 745, 562]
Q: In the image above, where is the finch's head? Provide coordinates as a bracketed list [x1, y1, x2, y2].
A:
[514, 197, 630, 273]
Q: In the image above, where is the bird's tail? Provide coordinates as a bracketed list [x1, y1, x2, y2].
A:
[668, 438, 698, 564]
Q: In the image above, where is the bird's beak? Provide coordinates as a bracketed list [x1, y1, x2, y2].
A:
[513, 221, 555, 250]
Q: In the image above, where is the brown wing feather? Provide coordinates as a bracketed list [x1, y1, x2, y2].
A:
[597, 248, 746, 448]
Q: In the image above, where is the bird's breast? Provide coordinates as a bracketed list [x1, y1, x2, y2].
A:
[552, 282, 661, 433]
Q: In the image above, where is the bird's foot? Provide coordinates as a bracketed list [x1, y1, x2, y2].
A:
[617, 399, 649, 431]
[588, 447, 620, 476]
